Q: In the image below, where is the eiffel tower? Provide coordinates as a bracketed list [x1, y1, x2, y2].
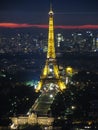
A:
[36, 5, 66, 92]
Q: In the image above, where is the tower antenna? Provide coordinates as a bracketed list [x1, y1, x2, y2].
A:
[50, 0, 53, 11]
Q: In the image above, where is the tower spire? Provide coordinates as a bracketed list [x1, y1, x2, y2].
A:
[47, 2, 55, 59]
[49, 1, 54, 16]
[50, 1, 52, 11]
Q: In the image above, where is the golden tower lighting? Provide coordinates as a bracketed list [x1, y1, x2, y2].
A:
[36, 6, 66, 92]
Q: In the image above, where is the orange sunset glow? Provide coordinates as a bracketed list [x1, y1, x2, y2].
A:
[0, 23, 98, 29]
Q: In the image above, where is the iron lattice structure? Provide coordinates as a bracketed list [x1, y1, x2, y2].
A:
[36, 7, 66, 92]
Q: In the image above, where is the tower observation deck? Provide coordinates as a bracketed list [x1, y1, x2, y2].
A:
[36, 6, 66, 92]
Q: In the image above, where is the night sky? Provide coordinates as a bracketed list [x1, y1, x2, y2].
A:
[0, 0, 98, 29]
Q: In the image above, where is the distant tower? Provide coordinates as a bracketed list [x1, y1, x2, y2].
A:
[36, 5, 66, 92]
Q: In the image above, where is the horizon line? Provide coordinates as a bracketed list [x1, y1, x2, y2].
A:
[0, 23, 98, 29]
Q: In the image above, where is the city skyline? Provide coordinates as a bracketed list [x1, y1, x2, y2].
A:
[0, 0, 98, 29]
[0, 1, 98, 129]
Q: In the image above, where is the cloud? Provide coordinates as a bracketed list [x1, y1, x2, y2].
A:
[0, 23, 48, 28]
[0, 22, 98, 29]
[55, 25, 98, 29]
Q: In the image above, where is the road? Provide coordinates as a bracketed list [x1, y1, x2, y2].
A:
[28, 84, 58, 116]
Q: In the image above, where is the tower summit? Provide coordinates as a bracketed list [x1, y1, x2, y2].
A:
[49, 3, 54, 16]
[36, 5, 66, 92]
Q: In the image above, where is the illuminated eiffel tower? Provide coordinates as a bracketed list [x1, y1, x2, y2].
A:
[36, 5, 66, 92]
